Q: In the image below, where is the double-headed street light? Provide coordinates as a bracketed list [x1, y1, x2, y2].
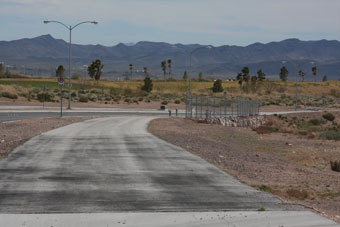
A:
[44, 20, 98, 109]
[172, 45, 212, 117]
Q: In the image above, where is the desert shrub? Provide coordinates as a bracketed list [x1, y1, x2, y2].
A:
[110, 87, 120, 96]
[1, 91, 18, 99]
[105, 96, 112, 101]
[37, 93, 53, 102]
[257, 185, 272, 192]
[123, 88, 133, 96]
[79, 90, 87, 94]
[32, 88, 40, 94]
[124, 98, 131, 103]
[91, 90, 100, 94]
[308, 125, 322, 132]
[309, 119, 321, 126]
[138, 97, 143, 102]
[286, 189, 309, 200]
[161, 100, 168, 105]
[174, 99, 181, 104]
[320, 130, 340, 140]
[254, 125, 278, 134]
[79, 96, 88, 103]
[322, 113, 335, 122]
[330, 89, 340, 98]
[330, 161, 340, 172]
[88, 96, 97, 102]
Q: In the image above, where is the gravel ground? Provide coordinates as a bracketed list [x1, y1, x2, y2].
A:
[0, 116, 100, 158]
[148, 117, 340, 223]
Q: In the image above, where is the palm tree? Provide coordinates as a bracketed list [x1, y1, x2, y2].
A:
[161, 60, 167, 81]
[167, 59, 172, 78]
[312, 66, 317, 82]
[88, 59, 104, 86]
[129, 64, 133, 80]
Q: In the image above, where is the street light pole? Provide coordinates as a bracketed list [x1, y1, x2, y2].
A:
[173, 45, 212, 117]
[44, 20, 98, 109]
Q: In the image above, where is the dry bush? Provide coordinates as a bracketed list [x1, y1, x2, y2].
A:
[286, 189, 309, 200]
[330, 161, 340, 172]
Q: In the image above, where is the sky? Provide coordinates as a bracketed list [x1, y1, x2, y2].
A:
[1, 0, 340, 47]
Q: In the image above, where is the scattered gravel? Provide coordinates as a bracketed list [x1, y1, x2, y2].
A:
[148, 117, 340, 223]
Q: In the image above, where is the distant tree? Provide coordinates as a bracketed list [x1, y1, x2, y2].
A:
[236, 72, 243, 87]
[312, 66, 317, 82]
[279, 66, 288, 82]
[161, 60, 167, 80]
[88, 59, 104, 85]
[129, 64, 133, 80]
[322, 75, 327, 82]
[143, 67, 148, 77]
[198, 72, 203, 81]
[298, 70, 305, 82]
[0, 64, 3, 75]
[212, 79, 223, 93]
[241, 66, 249, 81]
[141, 75, 153, 93]
[183, 71, 188, 80]
[167, 59, 172, 78]
[257, 69, 266, 81]
[56, 65, 65, 78]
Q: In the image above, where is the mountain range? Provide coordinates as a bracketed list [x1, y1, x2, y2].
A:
[1, 34, 340, 81]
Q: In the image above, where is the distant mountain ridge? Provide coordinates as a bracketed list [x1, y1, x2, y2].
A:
[1, 34, 340, 80]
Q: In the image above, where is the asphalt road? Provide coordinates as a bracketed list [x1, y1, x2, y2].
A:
[0, 117, 338, 226]
[0, 110, 179, 123]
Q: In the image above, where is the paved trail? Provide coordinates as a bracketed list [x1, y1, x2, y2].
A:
[0, 117, 338, 226]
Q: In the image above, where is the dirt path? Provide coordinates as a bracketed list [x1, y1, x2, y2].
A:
[148, 118, 340, 223]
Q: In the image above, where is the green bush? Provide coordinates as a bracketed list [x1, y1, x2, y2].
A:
[141, 76, 153, 93]
[212, 79, 223, 93]
[37, 93, 53, 102]
[174, 99, 181, 104]
[79, 96, 88, 103]
[320, 130, 340, 140]
[1, 91, 18, 99]
[71, 92, 77, 98]
[161, 100, 168, 105]
[309, 119, 321, 126]
[322, 113, 335, 122]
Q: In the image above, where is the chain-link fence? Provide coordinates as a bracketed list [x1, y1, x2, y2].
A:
[185, 95, 260, 119]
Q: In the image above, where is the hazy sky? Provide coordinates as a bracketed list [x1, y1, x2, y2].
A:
[1, 0, 340, 46]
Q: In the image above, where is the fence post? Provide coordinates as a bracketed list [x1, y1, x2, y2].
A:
[195, 96, 198, 119]
[200, 96, 203, 119]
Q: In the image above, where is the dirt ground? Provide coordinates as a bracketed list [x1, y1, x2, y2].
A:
[148, 117, 340, 223]
[0, 116, 100, 158]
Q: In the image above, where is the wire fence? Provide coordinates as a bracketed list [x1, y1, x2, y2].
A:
[185, 95, 260, 119]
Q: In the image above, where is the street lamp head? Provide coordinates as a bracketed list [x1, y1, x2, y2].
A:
[282, 60, 287, 64]
[43, 21, 49, 24]
[92, 21, 98, 24]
